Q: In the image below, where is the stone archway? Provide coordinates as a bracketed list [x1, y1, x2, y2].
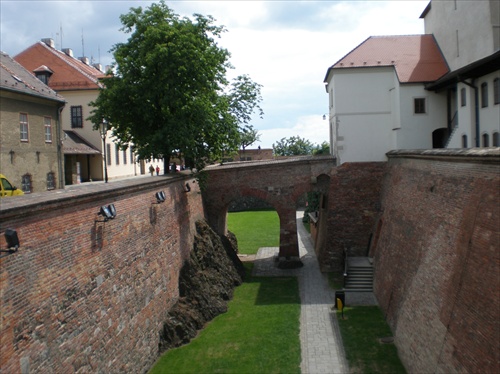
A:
[201, 156, 337, 268]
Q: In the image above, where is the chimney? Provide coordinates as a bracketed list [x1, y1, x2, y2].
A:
[41, 38, 55, 48]
[79, 57, 89, 65]
[62, 48, 73, 57]
[92, 63, 103, 72]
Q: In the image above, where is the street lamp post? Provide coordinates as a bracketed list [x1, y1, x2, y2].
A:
[100, 119, 109, 183]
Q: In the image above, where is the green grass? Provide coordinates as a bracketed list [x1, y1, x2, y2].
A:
[150, 263, 301, 374]
[226, 210, 280, 254]
[337, 306, 406, 374]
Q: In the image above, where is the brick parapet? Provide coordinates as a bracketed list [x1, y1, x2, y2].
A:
[373, 150, 500, 373]
[0, 173, 203, 373]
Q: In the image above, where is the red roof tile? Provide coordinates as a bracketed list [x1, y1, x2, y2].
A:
[327, 35, 449, 83]
[14, 41, 107, 91]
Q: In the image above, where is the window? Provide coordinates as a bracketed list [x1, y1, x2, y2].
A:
[123, 149, 127, 165]
[20, 113, 29, 141]
[115, 144, 120, 165]
[36, 73, 48, 85]
[462, 134, 468, 148]
[482, 133, 489, 147]
[70, 106, 83, 128]
[460, 88, 466, 107]
[21, 173, 32, 193]
[44, 117, 52, 142]
[494, 78, 499, 105]
[130, 146, 135, 164]
[47, 172, 56, 190]
[414, 98, 426, 114]
[481, 82, 488, 108]
[106, 144, 112, 166]
[493, 132, 499, 147]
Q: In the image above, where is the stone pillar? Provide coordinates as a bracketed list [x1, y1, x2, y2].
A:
[277, 206, 303, 269]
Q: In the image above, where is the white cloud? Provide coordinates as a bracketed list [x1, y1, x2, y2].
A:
[257, 114, 329, 149]
[1, 0, 427, 148]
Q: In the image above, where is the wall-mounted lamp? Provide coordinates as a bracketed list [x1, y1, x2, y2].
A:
[184, 183, 191, 192]
[1, 229, 20, 254]
[96, 203, 117, 222]
[9, 150, 15, 164]
[155, 191, 166, 203]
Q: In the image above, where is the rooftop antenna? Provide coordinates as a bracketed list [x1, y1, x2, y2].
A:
[81, 28, 85, 57]
[55, 24, 63, 50]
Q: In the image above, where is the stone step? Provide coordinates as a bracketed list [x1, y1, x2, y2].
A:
[345, 280, 373, 286]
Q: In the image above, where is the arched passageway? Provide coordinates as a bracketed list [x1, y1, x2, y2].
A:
[202, 156, 335, 267]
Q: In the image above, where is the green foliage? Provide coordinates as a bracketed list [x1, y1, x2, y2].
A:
[337, 306, 407, 374]
[302, 191, 321, 223]
[272, 135, 314, 156]
[227, 210, 279, 254]
[88, 1, 262, 172]
[149, 268, 301, 374]
[312, 141, 330, 155]
[239, 124, 261, 151]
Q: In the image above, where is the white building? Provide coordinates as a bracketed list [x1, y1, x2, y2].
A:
[324, 0, 500, 164]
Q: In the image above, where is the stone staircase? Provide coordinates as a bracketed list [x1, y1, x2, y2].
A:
[344, 257, 373, 292]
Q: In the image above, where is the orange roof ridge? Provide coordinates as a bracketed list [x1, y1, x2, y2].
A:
[38, 41, 105, 88]
[325, 34, 449, 83]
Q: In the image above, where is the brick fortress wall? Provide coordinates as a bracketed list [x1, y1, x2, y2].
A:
[317, 162, 386, 272]
[371, 149, 500, 373]
[0, 175, 203, 373]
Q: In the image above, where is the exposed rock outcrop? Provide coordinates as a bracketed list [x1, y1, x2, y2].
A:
[158, 220, 245, 352]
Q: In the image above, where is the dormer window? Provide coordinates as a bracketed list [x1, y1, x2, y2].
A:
[36, 73, 49, 84]
[33, 65, 53, 85]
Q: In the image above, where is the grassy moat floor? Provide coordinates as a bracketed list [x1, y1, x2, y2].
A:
[150, 210, 406, 374]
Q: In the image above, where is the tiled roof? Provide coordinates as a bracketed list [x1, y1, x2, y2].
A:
[325, 35, 449, 83]
[0, 51, 65, 103]
[62, 131, 101, 155]
[14, 41, 107, 91]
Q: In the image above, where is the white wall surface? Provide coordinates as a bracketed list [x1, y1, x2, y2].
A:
[423, 0, 499, 71]
[395, 84, 447, 150]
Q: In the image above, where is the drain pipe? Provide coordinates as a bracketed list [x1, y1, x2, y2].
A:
[461, 78, 480, 147]
[57, 104, 66, 189]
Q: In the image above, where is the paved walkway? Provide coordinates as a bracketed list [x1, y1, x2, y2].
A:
[252, 211, 349, 374]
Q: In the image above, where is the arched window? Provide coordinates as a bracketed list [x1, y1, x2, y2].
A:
[21, 173, 32, 193]
[481, 82, 488, 108]
[462, 134, 468, 148]
[482, 133, 489, 147]
[47, 172, 56, 190]
[460, 87, 466, 107]
[493, 132, 499, 147]
[494, 78, 499, 105]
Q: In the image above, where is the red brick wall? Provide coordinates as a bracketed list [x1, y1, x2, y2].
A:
[202, 156, 336, 258]
[0, 176, 203, 373]
[372, 150, 500, 373]
[317, 162, 386, 272]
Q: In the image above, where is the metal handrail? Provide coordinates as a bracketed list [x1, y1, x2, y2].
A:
[342, 248, 349, 288]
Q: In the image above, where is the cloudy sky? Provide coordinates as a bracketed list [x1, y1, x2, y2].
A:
[1, 0, 428, 149]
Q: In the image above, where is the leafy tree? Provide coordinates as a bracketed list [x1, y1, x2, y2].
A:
[272, 136, 315, 156]
[239, 124, 261, 153]
[312, 141, 330, 155]
[88, 1, 262, 172]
